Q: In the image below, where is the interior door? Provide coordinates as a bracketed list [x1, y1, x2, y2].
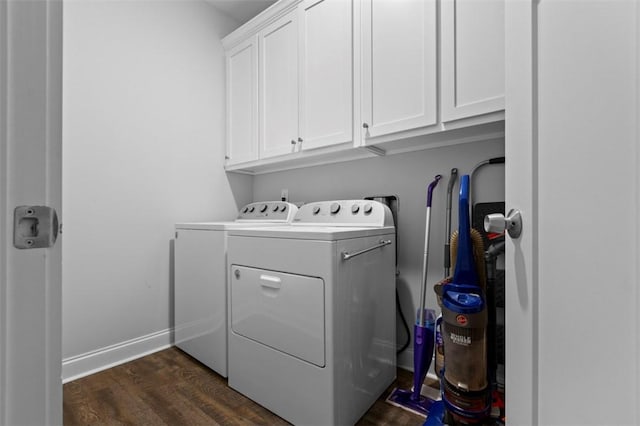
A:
[0, 1, 63, 424]
[505, 1, 639, 424]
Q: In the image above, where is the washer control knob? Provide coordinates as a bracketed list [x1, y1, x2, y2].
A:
[363, 203, 373, 215]
[249, 206, 255, 213]
[312, 206, 321, 215]
[280, 204, 288, 212]
[351, 204, 360, 214]
[272, 205, 279, 212]
[242, 207, 249, 213]
[259, 204, 268, 213]
[330, 203, 341, 215]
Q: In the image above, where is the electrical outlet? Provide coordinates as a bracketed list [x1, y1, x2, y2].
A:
[281, 189, 289, 202]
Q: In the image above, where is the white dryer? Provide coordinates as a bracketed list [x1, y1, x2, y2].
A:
[174, 201, 298, 377]
[227, 200, 396, 425]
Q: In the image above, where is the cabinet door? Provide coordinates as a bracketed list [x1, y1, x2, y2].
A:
[361, 0, 437, 139]
[298, 0, 353, 151]
[441, 0, 504, 121]
[258, 10, 299, 159]
[226, 37, 258, 165]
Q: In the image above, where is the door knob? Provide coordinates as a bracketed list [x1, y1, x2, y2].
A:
[484, 209, 522, 239]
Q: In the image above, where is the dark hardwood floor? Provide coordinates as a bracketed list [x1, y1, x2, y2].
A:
[63, 347, 429, 425]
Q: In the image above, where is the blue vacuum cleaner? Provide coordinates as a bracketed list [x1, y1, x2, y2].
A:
[387, 174, 441, 417]
[436, 175, 491, 424]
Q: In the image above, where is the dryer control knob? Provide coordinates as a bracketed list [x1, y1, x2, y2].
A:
[272, 205, 279, 212]
[249, 206, 255, 213]
[259, 204, 268, 213]
[330, 203, 341, 214]
[242, 207, 249, 213]
[312, 206, 321, 215]
[280, 204, 287, 212]
[351, 204, 360, 214]
[363, 203, 373, 214]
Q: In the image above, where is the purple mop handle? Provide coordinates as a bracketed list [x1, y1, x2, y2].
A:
[427, 175, 442, 207]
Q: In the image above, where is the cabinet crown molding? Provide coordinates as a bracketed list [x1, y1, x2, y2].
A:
[222, 0, 301, 50]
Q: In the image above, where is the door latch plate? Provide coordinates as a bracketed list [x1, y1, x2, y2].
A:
[13, 205, 59, 249]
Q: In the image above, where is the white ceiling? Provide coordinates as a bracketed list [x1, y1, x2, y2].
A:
[207, 0, 277, 25]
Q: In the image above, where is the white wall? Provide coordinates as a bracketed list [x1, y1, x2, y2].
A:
[62, 0, 252, 381]
[252, 138, 505, 370]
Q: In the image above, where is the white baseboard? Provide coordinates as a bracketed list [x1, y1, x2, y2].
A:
[62, 328, 173, 383]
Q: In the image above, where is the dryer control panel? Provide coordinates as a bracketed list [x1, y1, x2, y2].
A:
[236, 202, 298, 222]
[292, 200, 394, 227]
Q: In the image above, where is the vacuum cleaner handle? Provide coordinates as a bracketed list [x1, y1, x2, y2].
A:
[452, 175, 479, 286]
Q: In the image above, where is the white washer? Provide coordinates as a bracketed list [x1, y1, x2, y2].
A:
[174, 201, 298, 377]
[227, 200, 396, 425]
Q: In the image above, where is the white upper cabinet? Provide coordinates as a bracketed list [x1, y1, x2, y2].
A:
[441, 0, 505, 121]
[223, 0, 505, 173]
[258, 10, 299, 159]
[360, 0, 437, 140]
[226, 37, 258, 165]
[225, 0, 354, 166]
[298, 0, 353, 151]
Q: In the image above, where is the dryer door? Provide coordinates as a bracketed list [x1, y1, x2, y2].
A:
[230, 265, 325, 367]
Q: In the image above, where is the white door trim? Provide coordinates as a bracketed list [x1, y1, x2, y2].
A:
[504, 1, 537, 424]
[636, 2, 640, 423]
[0, 0, 8, 418]
[1, 0, 63, 424]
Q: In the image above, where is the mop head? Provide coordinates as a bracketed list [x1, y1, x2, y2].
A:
[385, 383, 442, 417]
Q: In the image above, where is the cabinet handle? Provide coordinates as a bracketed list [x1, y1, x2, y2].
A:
[225, 155, 230, 160]
[298, 137, 303, 143]
[363, 123, 369, 129]
[291, 139, 296, 145]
